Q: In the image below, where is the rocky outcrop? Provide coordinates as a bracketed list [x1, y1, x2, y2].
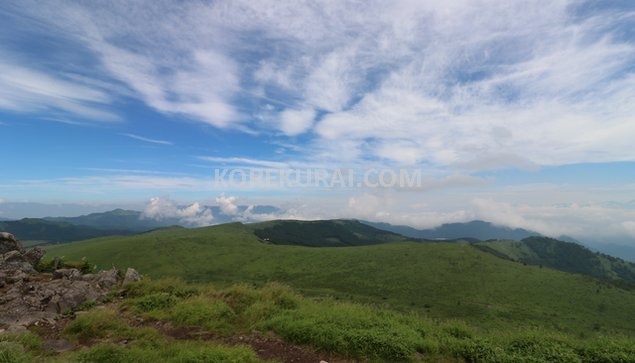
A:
[0, 232, 141, 332]
[0, 232, 22, 254]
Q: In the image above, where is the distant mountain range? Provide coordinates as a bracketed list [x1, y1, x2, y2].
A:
[0, 218, 134, 246]
[44, 209, 179, 232]
[0, 207, 281, 245]
[363, 219, 635, 263]
[45, 206, 281, 228]
[363, 220, 539, 241]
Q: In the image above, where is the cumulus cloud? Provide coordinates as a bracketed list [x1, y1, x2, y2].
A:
[216, 193, 239, 216]
[142, 197, 214, 226]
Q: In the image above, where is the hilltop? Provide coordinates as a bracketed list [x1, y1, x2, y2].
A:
[250, 219, 410, 247]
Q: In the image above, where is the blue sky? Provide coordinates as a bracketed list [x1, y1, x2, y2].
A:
[1, 1, 635, 242]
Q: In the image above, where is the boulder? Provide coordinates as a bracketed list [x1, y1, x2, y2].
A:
[45, 280, 103, 313]
[53, 268, 82, 281]
[1, 250, 35, 274]
[122, 268, 141, 286]
[2, 250, 26, 263]
[0, 232, 22, 254]
[95, 268, 119, 289]
[24, 247, 45, 266]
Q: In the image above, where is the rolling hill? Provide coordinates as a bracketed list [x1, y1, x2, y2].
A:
[46, 222, 635, 335]
[250, 219, 410, 247]
[474, 237, 635, 285]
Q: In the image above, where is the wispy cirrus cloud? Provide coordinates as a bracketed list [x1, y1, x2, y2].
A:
[4, 0, 635, 170]
[0, 60, 119, 122]
[197, 156, 289, 169]
[120, 133, 172, 146]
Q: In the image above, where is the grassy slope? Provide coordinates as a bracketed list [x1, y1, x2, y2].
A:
[475, 237, 635, 284]
[7, 280, 635, 362]
[249, 219, 410, 247]
[47, 223, 635, 336]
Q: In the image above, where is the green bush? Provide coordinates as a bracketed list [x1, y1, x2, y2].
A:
[71, 341, 268, 363]
[505, 333, 579, 363]
[261, 300, 425, 361]
[124, 278, 200, 298]
[36, 256, 95, 274]
[0, 342, 32, 363]
[218, 283, 261, 314]
[576, 336, 635, 363]
[168, 297, 236, 332]
[128, 292, 178, 313]
[72, 344, 148, 363]
[63, 309, 132, 342]
[0, 332, 42, 353]
[163, 341, 265, 363]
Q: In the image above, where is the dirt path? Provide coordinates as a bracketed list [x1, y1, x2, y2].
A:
[142, 318, 352, 363]
[26, 306, 353, 363]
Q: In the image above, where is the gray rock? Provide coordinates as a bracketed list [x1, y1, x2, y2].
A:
[96, 268, 119, 289]
[6, 271, 30, 284]
[0, 245, 130, 332]
[0, 232, 22, 254]
[24, 247, 45, 266]
[2, 250, 26, 263]
[1, 251, 35, 274]
[43, 339, 75, 353]
[46, 280, 100, 313]
[122, 268, 141, 286]
[53, 269, 82, 281]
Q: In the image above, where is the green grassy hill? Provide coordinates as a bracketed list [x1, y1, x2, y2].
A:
[250, 219, 410, 247]
[475, 237, 635, 285]
[46, 222, 635, 336]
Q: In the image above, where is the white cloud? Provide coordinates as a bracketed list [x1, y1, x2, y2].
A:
[470, 198, 635, 240]
[198, 156, 288, 169]
[278, 108, 316, 136]
[347, 193, 386, 220]
[216, 193, 239, 216]
[8, 1, 635, 169]
[120, 133, 172, 145]
[142, 196, 214, 226]
[0, 60, 119, 122]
